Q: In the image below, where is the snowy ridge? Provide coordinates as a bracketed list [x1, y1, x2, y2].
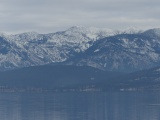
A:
[121, 27, 144, 34]
[65, 28, 160, 72]
[0, 26, 118, 70]
[0, 26, 159, 72]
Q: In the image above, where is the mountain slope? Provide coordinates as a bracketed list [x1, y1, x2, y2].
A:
[1, 64, 160, 91]
[66, 29, 160, 72]
[0, 65, 121, 90]
[0, 27, 160, 72]
[0, 26, 117, 71]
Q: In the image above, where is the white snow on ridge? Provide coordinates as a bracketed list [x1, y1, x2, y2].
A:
[0, 26, 159, 71]
[0, 26, 118, 70]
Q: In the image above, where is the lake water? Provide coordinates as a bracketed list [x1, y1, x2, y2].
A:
[0, 92, 160, 120]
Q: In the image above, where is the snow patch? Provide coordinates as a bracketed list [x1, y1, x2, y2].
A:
[94, 49, 100, 53]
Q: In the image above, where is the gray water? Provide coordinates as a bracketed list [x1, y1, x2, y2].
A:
[0, 92, 160, 120]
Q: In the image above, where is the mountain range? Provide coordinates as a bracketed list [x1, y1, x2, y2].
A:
[66, 28, 160, 72]
[0, 64, 160, 91]
[0, 26, 117, 71]
[0, 26, 160, 91]
[0, 26, 156, 72]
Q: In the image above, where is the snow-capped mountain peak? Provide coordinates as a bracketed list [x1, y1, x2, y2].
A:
[0, 26, 160, 72]
[9, 32, 42, 41]
[0, 26, 117, 71]
[122, 27, 144, 34]
[65, 26, 117, 40]
[0, 32, 8, 38]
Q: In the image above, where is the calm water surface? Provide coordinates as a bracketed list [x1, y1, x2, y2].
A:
[0, 92, 160, 120]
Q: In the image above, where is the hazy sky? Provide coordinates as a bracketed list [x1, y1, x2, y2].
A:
[0, 0, 160, 34]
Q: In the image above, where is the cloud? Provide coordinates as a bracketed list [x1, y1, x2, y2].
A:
[0, 0, 160, 34]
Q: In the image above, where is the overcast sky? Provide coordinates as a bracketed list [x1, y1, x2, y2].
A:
[0, 0, 160, 34]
